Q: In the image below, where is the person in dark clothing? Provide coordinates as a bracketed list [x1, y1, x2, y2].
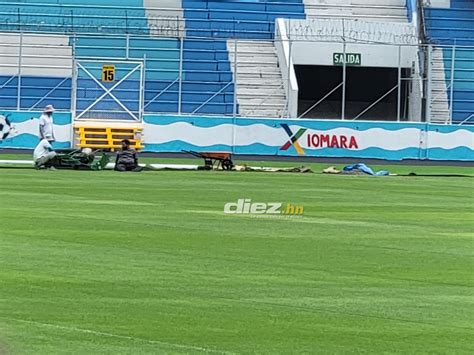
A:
[115, 139, 143, 172]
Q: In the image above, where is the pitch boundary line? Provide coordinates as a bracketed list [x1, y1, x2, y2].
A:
[1, 317, 235, 354]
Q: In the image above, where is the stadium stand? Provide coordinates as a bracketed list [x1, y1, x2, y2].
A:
[0, 0, 235, 115]
[0, 0, 149, 34]
[0, 0, 471, 123]
[182, 0, 305, 39]
[181, 0, 305, 117]
[73, 35, 235, 115]
[0, 0, 146, 113]
[424, 0, 474, 124]
[0, 32, 73, 110]
[0, 0, 309, 117]
[303, 0, 408, 23]
[424, 0, 473, 46]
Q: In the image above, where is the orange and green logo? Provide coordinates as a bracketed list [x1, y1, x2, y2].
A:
[280, 124, 307, 156]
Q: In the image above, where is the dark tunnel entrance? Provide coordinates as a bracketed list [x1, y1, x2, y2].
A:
[295, 65, 410, 121]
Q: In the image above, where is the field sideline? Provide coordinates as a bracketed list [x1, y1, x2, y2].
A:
[0, 158, 473, 354]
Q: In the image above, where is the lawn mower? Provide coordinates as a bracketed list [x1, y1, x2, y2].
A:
[42, 148, 111, 170]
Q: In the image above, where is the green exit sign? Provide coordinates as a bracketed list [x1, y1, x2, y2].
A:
[333, 53, 362, 66]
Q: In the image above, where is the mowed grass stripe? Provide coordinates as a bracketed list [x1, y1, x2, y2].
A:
[0, 164, 473, 353]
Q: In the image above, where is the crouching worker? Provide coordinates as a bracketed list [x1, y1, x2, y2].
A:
[33, 138, 57, 169]
[115, 139, 143, 172]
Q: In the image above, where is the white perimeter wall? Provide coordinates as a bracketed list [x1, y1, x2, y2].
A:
[286, 19, 419, 68]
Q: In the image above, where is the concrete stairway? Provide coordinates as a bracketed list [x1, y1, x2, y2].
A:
[303, 0, 408, 23]
[429, 47, 451, 124]
[143, 0, 184, 37]
[227, 40, 287, 118]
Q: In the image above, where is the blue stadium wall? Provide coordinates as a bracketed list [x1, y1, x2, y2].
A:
[1, 111, 473, 161]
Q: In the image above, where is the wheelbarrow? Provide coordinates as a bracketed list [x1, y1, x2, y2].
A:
[182, 150, 234, 170]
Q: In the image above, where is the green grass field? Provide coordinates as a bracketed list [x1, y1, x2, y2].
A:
[1, 158, 473, 354]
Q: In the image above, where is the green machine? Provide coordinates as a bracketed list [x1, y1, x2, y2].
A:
[40, 149, 110, 170]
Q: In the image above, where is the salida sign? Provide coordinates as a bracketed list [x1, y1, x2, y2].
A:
[333, 53, 361, 66]
[280, 124, 359, 156]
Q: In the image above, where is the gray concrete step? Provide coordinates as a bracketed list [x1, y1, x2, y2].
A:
[228, 39, 287, 117]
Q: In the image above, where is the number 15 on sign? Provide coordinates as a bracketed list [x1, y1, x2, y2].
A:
[102, 65, 115, 82]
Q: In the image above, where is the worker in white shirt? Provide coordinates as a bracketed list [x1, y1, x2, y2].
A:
[33, 138, 57, 169]
[39, 104, 55, 141]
